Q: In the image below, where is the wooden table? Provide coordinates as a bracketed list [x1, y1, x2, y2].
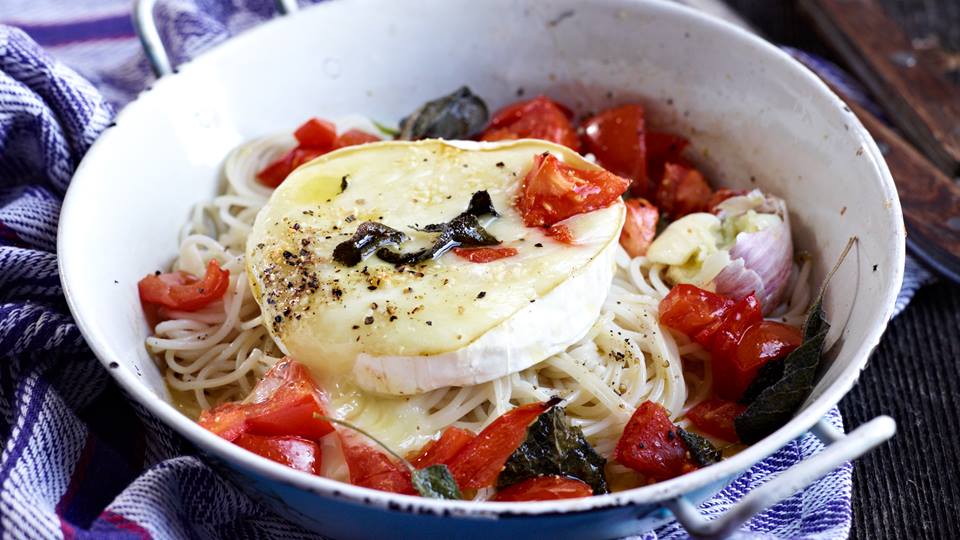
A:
[725, 1, 960, 538]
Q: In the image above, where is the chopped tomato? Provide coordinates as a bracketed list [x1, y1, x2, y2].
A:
[410, 427, 476, 469]
[686, 399, 747, 442]
[480, 96, 580, 151]
[706, 188, 745, 213]
[655, 163, 713, 218]
[447, 401, 552, 489]
[243, 360, 336, 441]
[723, 321, 802, 398]
[710, 294, 764, 400]
[198, 403, 247, 442]
[333, 129, 381, 149]
[581, 105, 647, 193]
[545, 223, 574, 244]
[198, 359, 334, 443]
[615, 401, 696, 482]
[293, 118, 337, 148]
[659, 284, 735, 348]
[645, 132, 690, 187]
[493, 476, 593, 502]
[257, 117, 380, 188]
[619, 198, 659, 257]
[138, 259, 230, 312]
[234, 434, 322, 475]
[341, 438, 415, 495]
[518, 152, 630, 227]
[452, 246, 518, 263]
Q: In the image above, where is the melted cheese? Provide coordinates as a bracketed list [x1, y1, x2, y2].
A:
[246, 139, 625, 396]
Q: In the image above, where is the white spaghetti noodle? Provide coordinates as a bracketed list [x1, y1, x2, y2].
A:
[147, 130, 801, 491]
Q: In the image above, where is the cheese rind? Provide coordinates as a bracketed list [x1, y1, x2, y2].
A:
[247, 139, 625, 394]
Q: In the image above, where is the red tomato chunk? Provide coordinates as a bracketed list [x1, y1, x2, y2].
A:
[481, 96, 580, 151]
[198, 359, 334, 454]
[493, 476, 593, 502]
[686, 398, 747, 443]
[447, 401, 552, 489]
[614, 401, 696, 482]
[581, 104, 647, 188]
[452, 246, 518, 263]
[234, 434, 322, 475]
[410, 426, 476, 470]
[518, 152, 630, 228]
[256, 117, 380, 188]
[619, 198, 659, 257]
[341, 438, 415, 495]
[138, 259, 230, 312]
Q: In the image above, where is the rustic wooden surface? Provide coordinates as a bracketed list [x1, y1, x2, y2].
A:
[723, 1, 960, 539]
[800, 0, 960, 176]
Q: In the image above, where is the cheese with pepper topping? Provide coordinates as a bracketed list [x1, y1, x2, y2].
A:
[246, 139, 624, 395]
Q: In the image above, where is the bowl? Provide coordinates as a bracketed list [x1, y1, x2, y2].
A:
[58, 0, 904, 537]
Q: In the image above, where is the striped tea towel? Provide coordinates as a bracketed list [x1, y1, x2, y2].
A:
[0, 0, 931, 538]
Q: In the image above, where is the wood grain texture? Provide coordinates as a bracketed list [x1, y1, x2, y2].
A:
[800, 0, 960, 176]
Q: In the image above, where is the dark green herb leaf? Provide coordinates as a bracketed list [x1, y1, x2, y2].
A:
[498, 407, 609, 494]
[398, 86, 489, 140]
[677, 428, 722, 467]
[733, 237, 856, 444]
[734, 328, 828, 444]
[332, 222, 408, 266]
[411, 465, 462, 500]
[738, 357, 785, 405]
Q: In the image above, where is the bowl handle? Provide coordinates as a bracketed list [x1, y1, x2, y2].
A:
[133, 0, 300, 78]
[665, 415, 895, 539]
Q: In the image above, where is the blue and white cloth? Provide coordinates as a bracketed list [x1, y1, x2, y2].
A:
[0, 1, 931, 538]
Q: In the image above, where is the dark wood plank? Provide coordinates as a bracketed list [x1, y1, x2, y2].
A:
[800, 0, 960, 176]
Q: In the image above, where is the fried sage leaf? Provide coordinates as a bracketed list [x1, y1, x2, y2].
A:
[734, 237, 856, 444]
[411, 464, 462, 500]
[677, 428, 722, 467]
[398, 86, 489, 140]
[332, 222, 408, 267]
[498, 407, 609, 495]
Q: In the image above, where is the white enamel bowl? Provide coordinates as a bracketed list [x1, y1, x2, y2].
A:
[58, 0, 904, 538]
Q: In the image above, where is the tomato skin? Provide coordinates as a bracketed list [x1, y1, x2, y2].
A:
[138, 259, 230, 312]
[452, 246, 518, 263]
[341, 439, 415, 495]
[659, 284, 735, 348]
[518, 152, 630, 227]
[686, 399, 747, 442]
[333, 129, 381, 149]
[447, 401, 551, 489]
[655, 163, 713, 219]
[294, 118, 337, 148]
[410, 427, 476, 469]
[581, 105, 647, 192]
[493, 476, 593, 502]
[198, 403, 247, 442]
[234, 434, 322, 475]
[481, 96, 580, 151]
[619, 198, 659, 257]
[545, 223, 574, 244]
[198, 359, 334, 443]
[719, 321, 802, 399]
[710, 294, 764, 400]
[257, 118, 380, 187]
[615, 401, 696, 482]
